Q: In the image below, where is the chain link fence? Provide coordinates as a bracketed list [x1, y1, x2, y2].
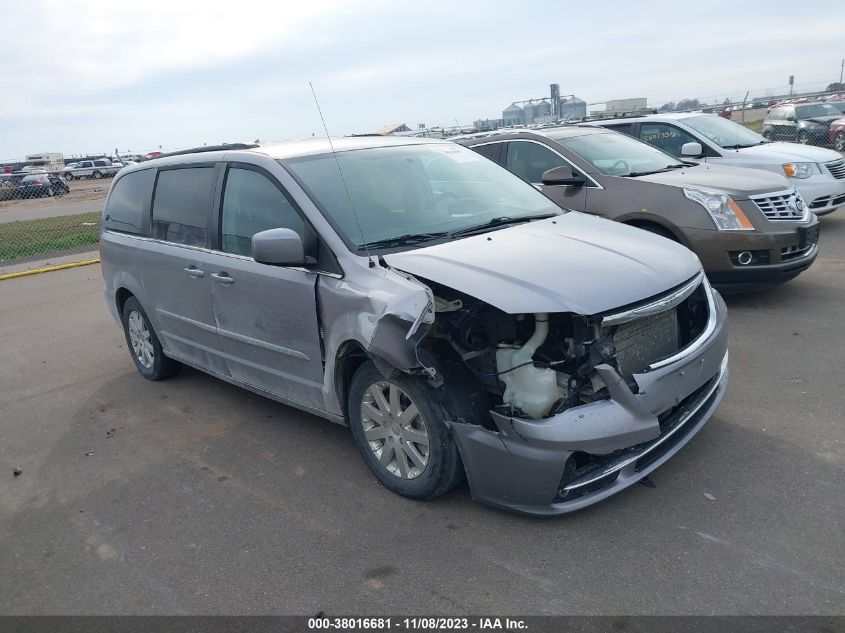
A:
[0, 167, 112, 272]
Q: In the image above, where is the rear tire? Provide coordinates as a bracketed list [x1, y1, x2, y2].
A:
[92, 171, 102, 179]
[347, 361, 464, 501]
[121, 297, 181, 381]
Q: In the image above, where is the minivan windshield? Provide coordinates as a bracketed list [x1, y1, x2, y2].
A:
[683, 114, 767, 149]
[282, 143, 561, 251]
[553, 131, 684, 177]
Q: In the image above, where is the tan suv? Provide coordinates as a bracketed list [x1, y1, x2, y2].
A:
[456, 126, 820, 292]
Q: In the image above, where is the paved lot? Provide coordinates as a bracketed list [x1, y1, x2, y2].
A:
[1, 215, 844, 615]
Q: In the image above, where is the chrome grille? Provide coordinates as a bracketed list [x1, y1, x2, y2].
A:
[611, 310, 679, 379]
[750, 190, 807, 221]
[825, 159, 845, 180]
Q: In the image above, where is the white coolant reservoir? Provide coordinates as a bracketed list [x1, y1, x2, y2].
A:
[496, 313, 566, 419]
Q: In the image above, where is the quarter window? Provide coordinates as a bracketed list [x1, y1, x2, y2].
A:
[104, 168, 155, 234]
[471, 143, 502, 162]
[220, 167, 304, 257]
[151, 167, 215, 247]
[603, 123, 634, 136]
[639, 124, 697, 157]
[505, 141, 566, 183]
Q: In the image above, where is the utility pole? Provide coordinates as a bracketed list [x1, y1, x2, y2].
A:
[840, 58, 844, 85]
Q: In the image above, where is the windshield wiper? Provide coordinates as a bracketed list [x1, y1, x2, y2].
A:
[448, 214, 558, 237]
[357, 231, 448, 251]
[625, 164, 687, 177]
[722, 143, 758, 149]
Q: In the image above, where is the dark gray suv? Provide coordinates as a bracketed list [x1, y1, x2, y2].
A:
[100, 138, 728, 515]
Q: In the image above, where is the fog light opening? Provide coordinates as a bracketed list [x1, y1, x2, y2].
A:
[737, 251, 753, 266]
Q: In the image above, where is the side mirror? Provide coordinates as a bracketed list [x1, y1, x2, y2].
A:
[681, 142, 703, 157]
[541, 165, 585, 187]
[786, 115, 796, 122]
[252, 228, 306, 266]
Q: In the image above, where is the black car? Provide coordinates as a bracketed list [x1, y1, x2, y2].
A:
[762, 102, 843, 146]
[15, 174, 70, 199]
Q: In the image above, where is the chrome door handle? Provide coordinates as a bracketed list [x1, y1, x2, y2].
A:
[211, 272, 234, 285]
[184, 266, 205, 278]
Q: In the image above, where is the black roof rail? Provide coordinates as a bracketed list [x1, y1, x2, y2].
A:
[577, 109, 658, 123]
[157, 143, 260, 159]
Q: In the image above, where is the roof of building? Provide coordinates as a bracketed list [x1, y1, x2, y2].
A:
[377, 123, 411, 135]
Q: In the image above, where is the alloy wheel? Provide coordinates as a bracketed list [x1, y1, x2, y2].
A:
[360, 382, 430, 480]
[127, 310, 154, 369]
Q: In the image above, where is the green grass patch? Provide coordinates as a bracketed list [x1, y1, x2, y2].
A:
[0, 212, 101, 262]
[740, 119, 764, 134]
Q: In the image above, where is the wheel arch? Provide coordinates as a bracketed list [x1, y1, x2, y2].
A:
[619, 216, 690, 248]
[332, 339, 370, 421]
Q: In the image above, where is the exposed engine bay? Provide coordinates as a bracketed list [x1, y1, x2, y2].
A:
[415, 276, 710, 421]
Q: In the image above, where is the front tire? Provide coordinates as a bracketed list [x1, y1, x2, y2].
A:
[121, 297, 181, 380]
[348, 361, 464, 500]
[92, 171, 102, 179]
[835, 133, 845, 152]
[797, 131, 809, 145]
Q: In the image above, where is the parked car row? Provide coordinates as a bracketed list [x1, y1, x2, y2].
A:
[100, 105, 843, 517]
[455, 125, 820, 292]
[591, 112, 845, 216]
[0, 172, 70, 200]
[761, 101, 845, 147]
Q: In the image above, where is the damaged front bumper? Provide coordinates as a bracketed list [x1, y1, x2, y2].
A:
[449, 291, 729, 516]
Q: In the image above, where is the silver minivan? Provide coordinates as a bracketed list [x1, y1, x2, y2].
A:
[100, 137, 729, 515]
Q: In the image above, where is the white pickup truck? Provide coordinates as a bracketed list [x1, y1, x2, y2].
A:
[63, 159, 121, 181]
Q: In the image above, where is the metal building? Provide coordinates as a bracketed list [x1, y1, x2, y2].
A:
[502, 103, 524, 126]
[560, 96, 587, 121]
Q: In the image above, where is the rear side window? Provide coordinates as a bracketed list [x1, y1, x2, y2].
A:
[104, 168, 155, 234]
[639, 123, 697, 157]
[603, 123, 634, 136]
[220, 167, 304, 257]
[152, 167, 215, 247]
[94, 160, 107, 167]
[505, 141, 566, 183]
[471, 143, 502, 162]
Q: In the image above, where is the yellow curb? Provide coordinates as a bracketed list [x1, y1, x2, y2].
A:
[0, 258, 100, 280]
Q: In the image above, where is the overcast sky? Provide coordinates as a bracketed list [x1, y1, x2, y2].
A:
[1, 0, 843, 159]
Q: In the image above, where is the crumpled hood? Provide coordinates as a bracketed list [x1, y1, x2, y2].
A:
[383, 213, 702, 315]
[732, 141, 843, 163]
[634, 163, 791, 198]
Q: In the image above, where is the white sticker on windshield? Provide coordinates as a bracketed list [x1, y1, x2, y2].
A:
[434, 145, 478, 163]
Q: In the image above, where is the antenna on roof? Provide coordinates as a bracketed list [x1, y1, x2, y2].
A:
[308, 81, 374, 267]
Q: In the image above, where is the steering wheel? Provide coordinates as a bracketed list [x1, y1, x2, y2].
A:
[610, 159, 630, 174]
